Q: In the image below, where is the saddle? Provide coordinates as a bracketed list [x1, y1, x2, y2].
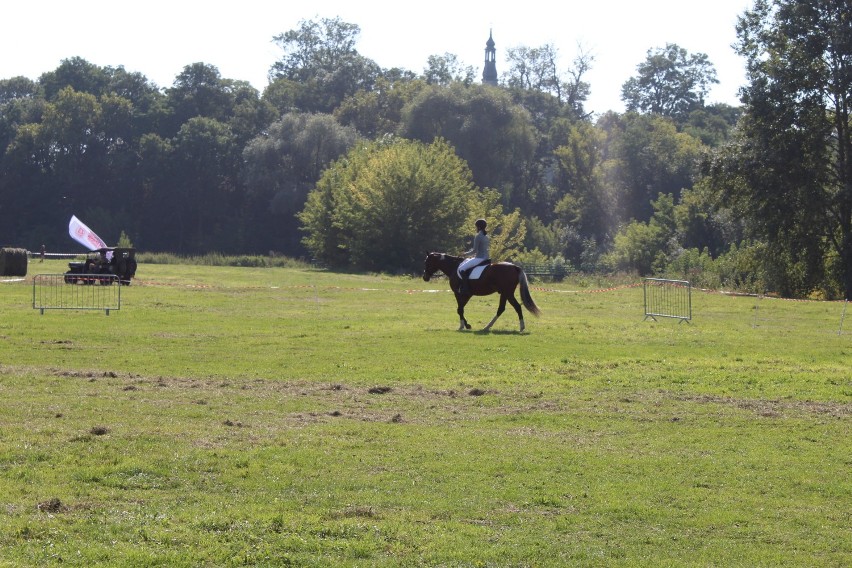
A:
[458, 259, 491, 280]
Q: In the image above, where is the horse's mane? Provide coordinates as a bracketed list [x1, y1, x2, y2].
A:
[434, 252, 463, 262]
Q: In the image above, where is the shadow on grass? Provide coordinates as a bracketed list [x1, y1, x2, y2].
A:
[473, 329, 525, 336]
[421, 326, 527, 335]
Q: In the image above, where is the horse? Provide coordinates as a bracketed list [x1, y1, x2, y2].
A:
[422, 252, 541, 332]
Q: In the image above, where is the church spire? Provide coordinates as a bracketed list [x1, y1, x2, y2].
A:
[482, 30, 498, 86]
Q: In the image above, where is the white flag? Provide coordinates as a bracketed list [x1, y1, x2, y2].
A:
[68, 215, 107, 251]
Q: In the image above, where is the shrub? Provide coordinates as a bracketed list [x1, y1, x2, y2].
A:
[134, 252, 312, 269]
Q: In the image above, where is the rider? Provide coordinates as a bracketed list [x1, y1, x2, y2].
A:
[457, 219, 490, 294]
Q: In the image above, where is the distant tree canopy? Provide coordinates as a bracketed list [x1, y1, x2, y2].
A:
[621, 43, 718, 121]
[503, 43, 592, 119]
[398, 83, 537, 194]
[268, 17, 381, 114]
[423, 53, 475, 86]
[241, 112, 361, 253]
[4, 14, 849, 296]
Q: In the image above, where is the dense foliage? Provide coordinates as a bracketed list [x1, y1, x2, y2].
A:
[0, 7, 848, 295]
[706, 0, 852, 299]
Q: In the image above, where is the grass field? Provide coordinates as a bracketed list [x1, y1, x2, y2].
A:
[1, 260, 849, 567]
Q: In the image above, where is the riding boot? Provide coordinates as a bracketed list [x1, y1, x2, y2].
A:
[458, 278, 470, 295]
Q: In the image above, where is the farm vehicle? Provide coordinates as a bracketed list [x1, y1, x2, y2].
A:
[64, 247, 137, 285]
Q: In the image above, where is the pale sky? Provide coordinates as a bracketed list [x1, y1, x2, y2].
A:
[2, 0, 753, 115]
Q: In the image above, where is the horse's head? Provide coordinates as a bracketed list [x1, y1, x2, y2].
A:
[422, 252, 443, 281]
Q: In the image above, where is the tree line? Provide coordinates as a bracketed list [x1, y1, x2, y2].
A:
[1, 0, 850, 299]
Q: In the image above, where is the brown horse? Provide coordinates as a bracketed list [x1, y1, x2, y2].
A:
[422, 252, 540, 331]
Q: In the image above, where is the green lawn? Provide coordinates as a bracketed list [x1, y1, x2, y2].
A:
[0, 260, 849, 566]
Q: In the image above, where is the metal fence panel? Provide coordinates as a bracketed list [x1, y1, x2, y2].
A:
[32, 274, 121, 315]
[643, 278, 691, 322]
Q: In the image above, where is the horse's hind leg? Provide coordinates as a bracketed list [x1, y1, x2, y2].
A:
[506, 294, 525, 332]
[484, 295, 508, 331]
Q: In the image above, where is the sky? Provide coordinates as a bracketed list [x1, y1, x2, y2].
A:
[2, 0, 754, 115]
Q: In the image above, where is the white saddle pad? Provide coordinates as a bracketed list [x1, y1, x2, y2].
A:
[469, 265, 488, 280]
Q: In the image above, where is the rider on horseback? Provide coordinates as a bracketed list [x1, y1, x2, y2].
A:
[457, 219, 490, 295]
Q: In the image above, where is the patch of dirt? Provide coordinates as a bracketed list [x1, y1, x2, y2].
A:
[53, 369, 124, 380]
[37, 498, 65, 513]
[334, 506, 380, 520]
[679, 394, 851, 419]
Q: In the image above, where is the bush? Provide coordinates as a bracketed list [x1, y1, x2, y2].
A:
[513, 249, 549, 267]
[659, 243, 766, 294]
[551, 255, 570, 281]
[134, 252, 312, 269]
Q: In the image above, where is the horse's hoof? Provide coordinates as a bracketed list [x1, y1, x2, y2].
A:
[465, 323, 472, 330]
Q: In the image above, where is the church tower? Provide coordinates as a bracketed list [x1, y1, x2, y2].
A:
[482, 30, 498, 86]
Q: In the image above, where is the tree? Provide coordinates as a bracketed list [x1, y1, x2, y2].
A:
[0, 76, 40, 104]
[708, 0, 852, 298]
[605, 113, 704, 223]
[38, 57, 110, 100]
[334, 75, 426, 138]
[503, 43, 592, 119]
[604, 193, 678, 275]
[170, 117, 240, 252]
[0, 77, 44, 164]
[241, 112, 360, 254]
[166, 63, 235, 130]
[423, 53, 474, 86]
[268, 17, 381, 113]
[134, 132, 177, 250]
[621, 43, 719, 120]
[398, 83, 537, 198]
[551, 121, 617, 261]
[300, 137, 494, 271]
[681, 103, 741, 147]
[228, 82, 278, 146]
[0, 121, 50, 247]
[674, 178, 742, 258]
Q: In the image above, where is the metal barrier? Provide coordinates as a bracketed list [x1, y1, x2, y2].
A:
[643, 278, 691, 322]
[32, 274, 121, 315]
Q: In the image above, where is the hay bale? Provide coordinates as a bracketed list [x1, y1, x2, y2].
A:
[0, 247, 28, 277]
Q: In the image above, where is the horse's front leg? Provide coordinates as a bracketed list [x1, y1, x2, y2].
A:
[456, 294, 472, 330]
[483, 295, 508, 331]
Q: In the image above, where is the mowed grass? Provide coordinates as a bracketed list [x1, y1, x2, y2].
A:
[0, 260, 849, 567]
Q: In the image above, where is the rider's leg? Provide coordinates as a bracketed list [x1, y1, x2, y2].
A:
[458, 269, 470, 294]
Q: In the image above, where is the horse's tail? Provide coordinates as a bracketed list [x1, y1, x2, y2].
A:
[518, 269, 541, 317]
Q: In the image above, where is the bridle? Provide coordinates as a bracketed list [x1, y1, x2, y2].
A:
[422, 253, 448, 281]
